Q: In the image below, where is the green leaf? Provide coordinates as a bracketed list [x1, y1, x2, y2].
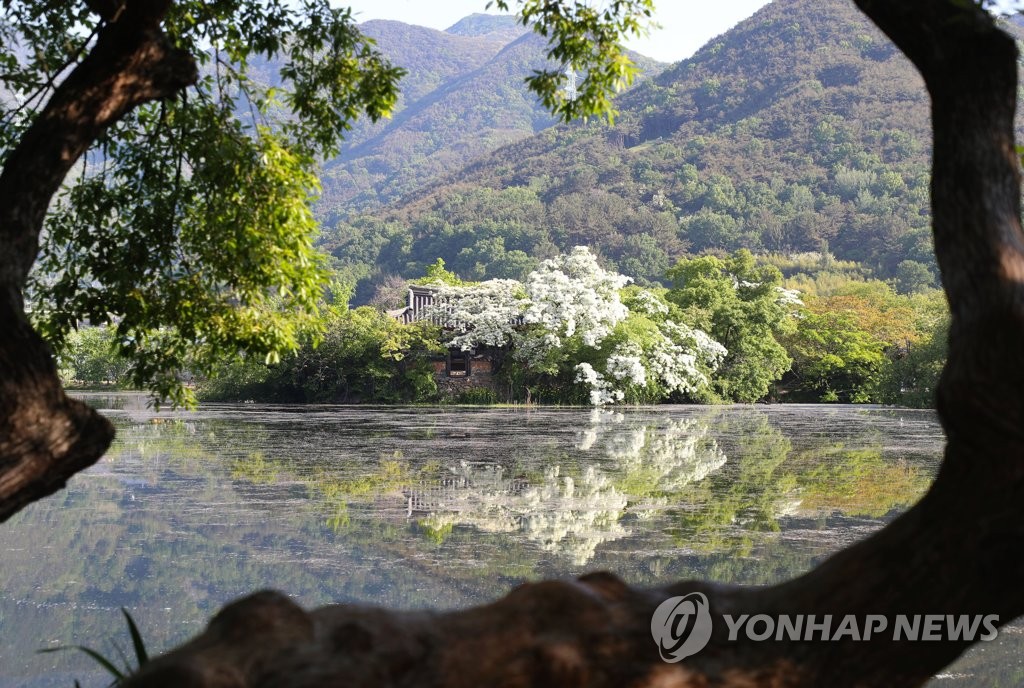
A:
[122, 608, 149, 667]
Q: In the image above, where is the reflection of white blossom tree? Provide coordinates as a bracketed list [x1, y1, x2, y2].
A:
[420, 464, 628, 566]
[412, 412, 728, 565]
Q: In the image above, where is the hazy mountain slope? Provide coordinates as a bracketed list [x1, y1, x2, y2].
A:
[361, 19, 511, 104]
[445, 14, 525, 43]
[320, 31, 549, 212]
[318, 18, 663, 212]
[327, 0, 1020, 287]
[238, 18, 514, 156]
[322, 19, 517, 171]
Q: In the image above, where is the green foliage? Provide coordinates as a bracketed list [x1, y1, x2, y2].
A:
[455, 388, 499, 405]
[201, 306, 443, 403]
[893, 259, 936, 294]
[417, 258, 466, 286]
[10, 0, 404, 406]
[784, 310, 888, 403]
[881, 299, 949, 407]
[761, 251, 864, 281]
[780, 275, 948, 404]
[56, 326, 131, 386]
[37, 128, 330, 406]
[335, 0, 966, 288]
[489, 0, 655, 122]
[666, 250, 793, 402]
[68, 256, 953, 409]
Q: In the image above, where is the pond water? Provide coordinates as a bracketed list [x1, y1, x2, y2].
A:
[0, 394, 1020, 686]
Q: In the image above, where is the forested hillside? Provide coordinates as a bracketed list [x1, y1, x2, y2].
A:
[317, 16, 663, 212]
[325, 0, 1021, 293]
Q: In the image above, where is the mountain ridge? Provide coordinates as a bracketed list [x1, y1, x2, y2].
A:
[444, 14, 524, 42]
[318, 19, 664, 212]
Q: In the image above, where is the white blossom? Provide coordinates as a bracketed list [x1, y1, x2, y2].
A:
[775, 286, 803, 306]
[775, 286, 804, 317]
[606, 343, 646, 387]
[523, 246, 631, 349]
[574, 363, 623, 406]
[410, 247, 729, 407]
[661, 321, 728, 369]
[422, 279, 527, 351]
[630, 289, 670, 316]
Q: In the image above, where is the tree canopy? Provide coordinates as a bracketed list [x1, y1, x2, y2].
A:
[5, 0, 404, 404]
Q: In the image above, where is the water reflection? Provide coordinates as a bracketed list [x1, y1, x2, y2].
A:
[0, 396, 1010, 687]
[380, 411, 731, 565]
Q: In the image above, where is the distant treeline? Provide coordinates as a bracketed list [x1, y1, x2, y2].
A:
[59, 249, 947, 409]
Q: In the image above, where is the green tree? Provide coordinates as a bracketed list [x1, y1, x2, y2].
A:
[57, 325, 131, 385]
[417, 258, 466, 286]
[881, 295, 949, 407]
[0, 0, 655, 519]
[201, 306, 442, 403]
[21, 1, 405, 407]
[893, 258, 936, 294]
[780, 279, 942, 402]
[666, 249, 793, 401]
[784, 309, 888, 402]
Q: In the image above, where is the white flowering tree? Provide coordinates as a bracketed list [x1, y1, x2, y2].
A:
[574, 289, 727, 406]
[422, 247, 726, 406]
[521, 246, 632, 349]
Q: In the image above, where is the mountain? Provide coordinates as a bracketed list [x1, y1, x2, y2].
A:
[318, 18, 518, 200]
[445, 14, 525, 42]
[317, 17, 664, 213]
[325, 0, 1023, 289]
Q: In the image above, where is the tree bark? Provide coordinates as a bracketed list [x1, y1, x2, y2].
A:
[0, 1, 196, 521]
[119, 1, 1024, 686]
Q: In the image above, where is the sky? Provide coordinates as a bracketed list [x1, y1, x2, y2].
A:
[334, 1, 773, 64]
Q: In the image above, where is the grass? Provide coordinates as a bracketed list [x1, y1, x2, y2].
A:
[39, 608, 149, 687]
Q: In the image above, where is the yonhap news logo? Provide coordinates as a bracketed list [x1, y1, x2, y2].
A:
[651, 593, 714, 662]
[651, 595, 999, 662]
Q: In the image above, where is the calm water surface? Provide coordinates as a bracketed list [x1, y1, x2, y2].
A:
[1, 394, 1020, 686]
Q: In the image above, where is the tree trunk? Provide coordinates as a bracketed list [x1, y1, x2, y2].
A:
[0, 1, 196, 522]
[119, 1, 1024, 686]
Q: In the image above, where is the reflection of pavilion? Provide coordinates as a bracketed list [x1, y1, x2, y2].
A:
[403, 462, 529, 517]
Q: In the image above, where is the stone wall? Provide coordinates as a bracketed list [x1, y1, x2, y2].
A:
[432, 355, 504, 400]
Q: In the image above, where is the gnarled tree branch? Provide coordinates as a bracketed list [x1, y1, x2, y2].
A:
[0, 0, 197, 522]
